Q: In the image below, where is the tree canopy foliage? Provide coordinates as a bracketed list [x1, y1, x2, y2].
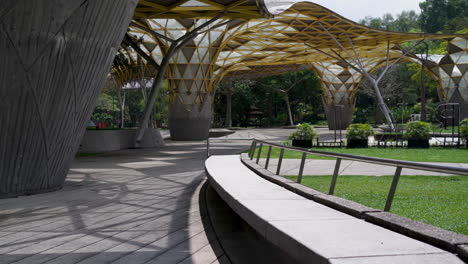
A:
[359, 0, 468, 34]
[214, 70, 324, 127]
[419, 0, 468, 33]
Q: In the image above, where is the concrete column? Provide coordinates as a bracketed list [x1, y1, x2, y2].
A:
[0, 0, 137, 198]
[323, 100, 355, 130]
[167, 44, 216, 140]
[313, 63, 362, 130]
[169, 95, 213, 140]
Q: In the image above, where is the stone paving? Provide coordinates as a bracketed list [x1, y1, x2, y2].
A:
[0, 143, 217, 264]
[0, 129, 292, 264]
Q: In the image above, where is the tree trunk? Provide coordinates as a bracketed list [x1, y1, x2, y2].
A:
[372, 80, 395, 130]
[225, 85, 232, 128]
[285, 94, 294, 126]
[121, 91, 126, 128]
[420, 62, 427, 121]
[141, 85, 147, 104]
[117, 89, 126, 129]
[134, 44, 176, 147]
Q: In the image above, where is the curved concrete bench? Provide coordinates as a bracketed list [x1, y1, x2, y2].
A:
[205, 155, 463, 264]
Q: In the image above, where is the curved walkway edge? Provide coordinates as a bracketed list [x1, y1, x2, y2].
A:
[241, 153, 468, 262]
[205, 155, 465, 264]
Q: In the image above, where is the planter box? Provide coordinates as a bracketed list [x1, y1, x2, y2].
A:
[347, 139, 368, 148]
[292, 139, 313, 148]
[79, 128, 164, 152]
[407, 139, 430, 148]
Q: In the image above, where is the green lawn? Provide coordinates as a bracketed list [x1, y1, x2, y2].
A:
[432, 125, 460, 134]
[249, 147, 468, 163]
[287, 175, 468, 235]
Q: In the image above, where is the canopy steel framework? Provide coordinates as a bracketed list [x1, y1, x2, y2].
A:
[114, 1, 466, 134]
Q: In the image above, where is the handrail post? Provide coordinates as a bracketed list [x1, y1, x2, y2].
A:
[384, 166, 402, 212]
[329, 158, 342, 195]
[276, 148, 284, 175]
[256, 143, 263, 164]
[248, 141, 255, 158]
[250, 141, 257, 160]
[206, 138, 210, 158]
[265, 146, 272, 169]
[297, 152, 307, 183]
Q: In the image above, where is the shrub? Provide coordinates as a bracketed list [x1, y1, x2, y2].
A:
[289, 123, 318, 140]
[353, 107, 374, 124]
[403, 121, 432, 140]
[392, 106, 414, 123]
[460, 119, 468, 142]
[346, 124, 374, 140]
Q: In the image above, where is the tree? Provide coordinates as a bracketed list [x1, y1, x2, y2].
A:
[419, 0, 468, 33]
[419, 0, 448, 33]
[381, 14, 395, 30]
[393, 11, 420, 32]
[271, 72, 315, 126]
[213, 70, 323, 128]
[359, 11, 420, 32]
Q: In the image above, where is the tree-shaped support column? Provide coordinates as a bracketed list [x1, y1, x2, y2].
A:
[0, 0, 137, 197]
[314, 63, 363, 130]
[168, 45, 215, 140]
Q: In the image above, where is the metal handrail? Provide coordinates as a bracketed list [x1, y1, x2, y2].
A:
[248, 138, 468, 211]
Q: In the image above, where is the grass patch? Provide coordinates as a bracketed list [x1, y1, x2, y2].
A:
[432, 125, 460, 134]
[248, 147, 468, 163]
[287, 175, 468, 235]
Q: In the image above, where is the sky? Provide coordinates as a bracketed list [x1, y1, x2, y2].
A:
[315, 0, 423, 22]
[266, 0, 424, 22]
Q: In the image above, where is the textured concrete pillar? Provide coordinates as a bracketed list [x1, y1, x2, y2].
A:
[0, 0, 137, 198]
[313, 63, 362, 130]
[323, 100, 355, 130]
[167, 42, 217, 140]
[169, 95, 213, 140]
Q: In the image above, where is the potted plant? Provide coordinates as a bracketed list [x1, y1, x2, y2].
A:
[346, 123, 374, 148]
[289, 123, 318, 148]
[404, 121, 432, 148]
[460, 119, 468, 148]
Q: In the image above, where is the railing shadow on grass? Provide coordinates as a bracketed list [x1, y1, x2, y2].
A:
[247, 139, 468, 212]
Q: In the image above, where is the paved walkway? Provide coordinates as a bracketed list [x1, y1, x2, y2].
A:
[0, 128, 295, 264]
[0, 143, 217, 264]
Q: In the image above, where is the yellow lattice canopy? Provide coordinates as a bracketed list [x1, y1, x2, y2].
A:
[134, 0, 268, 19]
[116, 1, 467, 107]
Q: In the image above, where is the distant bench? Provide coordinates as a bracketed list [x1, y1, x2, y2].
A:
[205, 155, 464, 264]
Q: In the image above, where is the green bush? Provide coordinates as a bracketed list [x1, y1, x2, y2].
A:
[392, 106, 414, 123]
[289, 123, 318, 140]
[460, 119, 468, 142]
[346, 124, 374, 140]
[353, 107, 374, 124]
[404, 121, 432, 140]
